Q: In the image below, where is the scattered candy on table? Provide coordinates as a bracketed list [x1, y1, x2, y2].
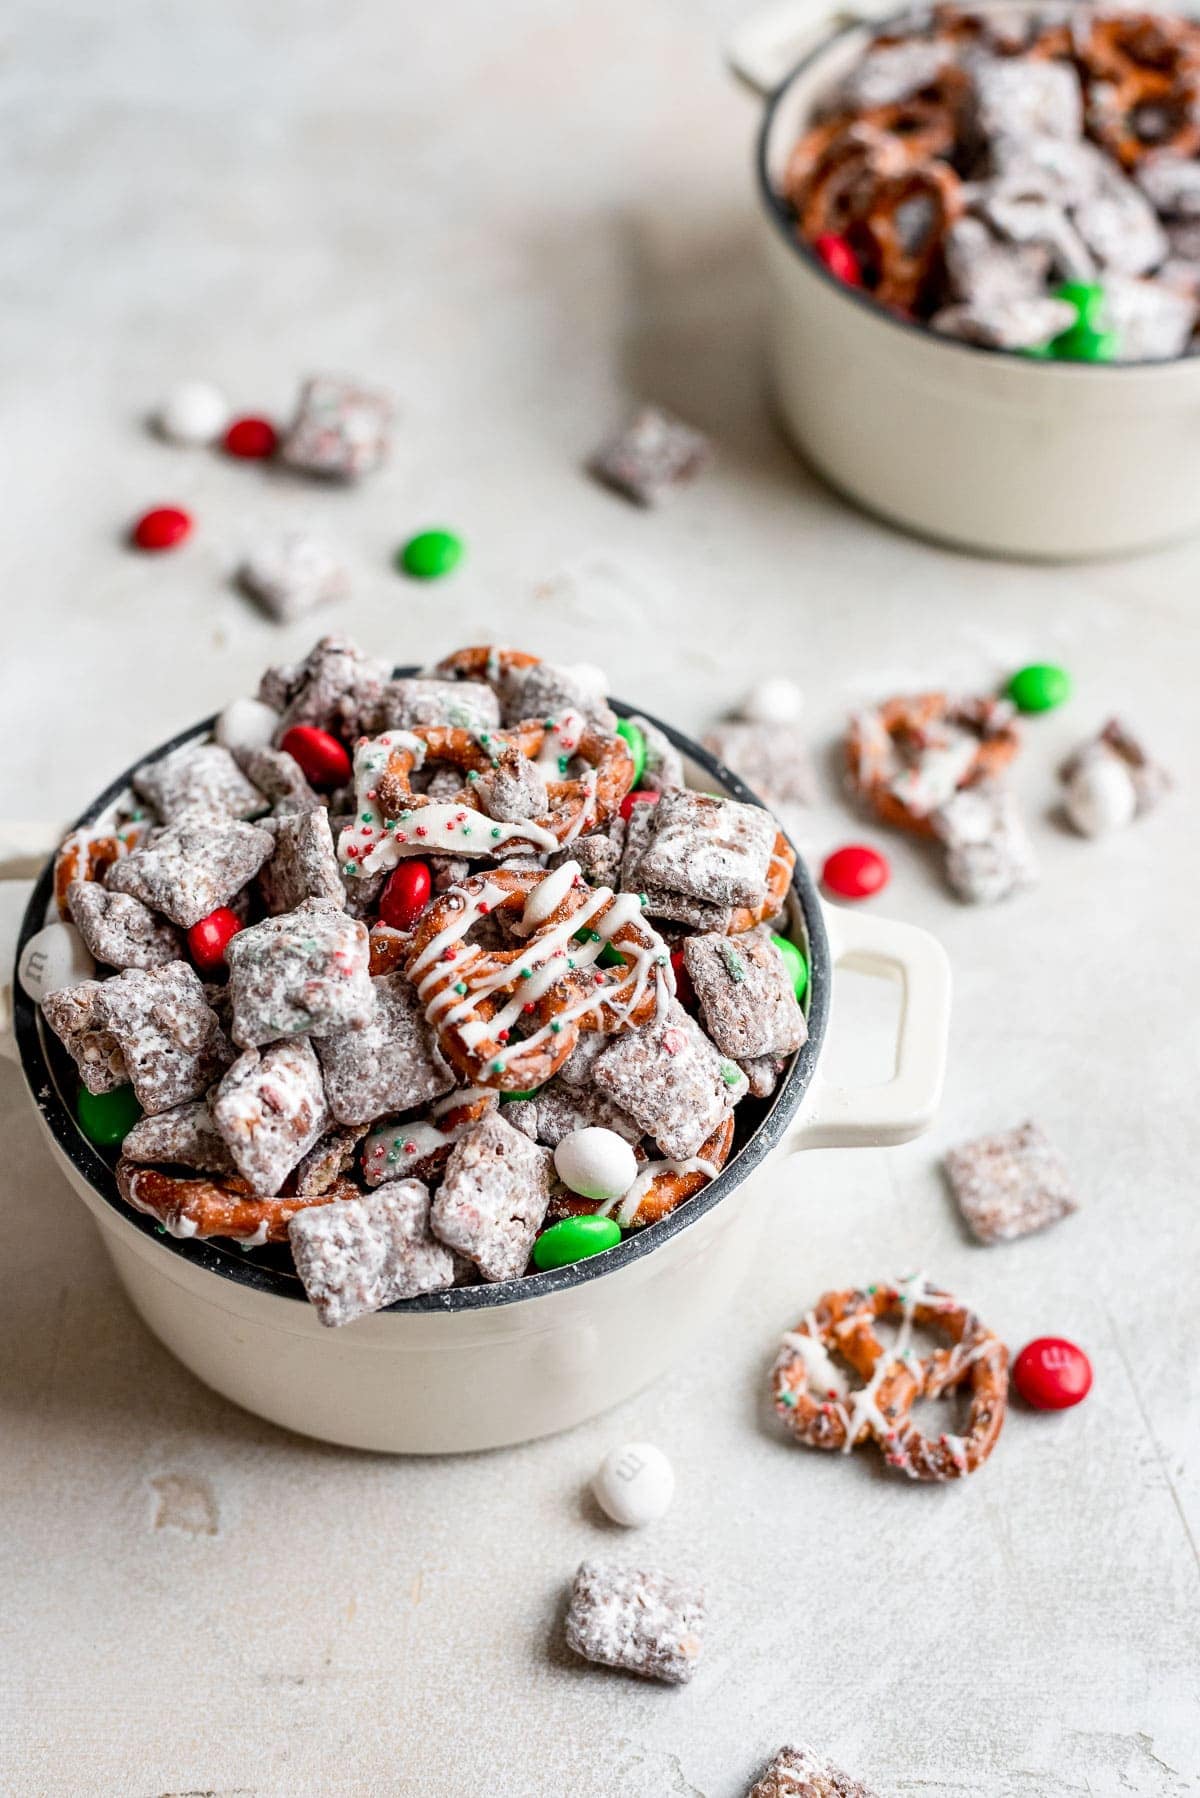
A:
[187, 907, 243, 976]
[553, 1125, 638, 1202]
[280, 375, 394, 480]
[398, 529, 464, 580]
[821, 843, 889, 900]
[532, 1213, 622, 1270]
[1012, 1337, 1093, 1410]
[615, 718, 647, 786]
[154, 380, 230, 447]
[131, 506, 192, 552]
[76, 1083, 142, 1147]
[214, 696, 281, 756]
[737, 676, 803, 725]
[592, 1441, 676, 1527]
[589, 404, 712, 507]
[278, 724, 352, 789]
[1060, 718, 1171, 837]
[17, 921, 95, 1002]
[222, 415, 279, 460]
[378, 861, 432, 933]
[1007, 662, 1072, 714]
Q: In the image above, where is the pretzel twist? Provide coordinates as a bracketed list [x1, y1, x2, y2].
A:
[117, 1160, 358, 1244]
[374, 722, 634, 852]
[772, 1276, 1008, 1481]
[846, 693, 1020, 836]
[404, 864, 672, 1092]
[729, 831, 795, 933]
[54, 824, 148, 918]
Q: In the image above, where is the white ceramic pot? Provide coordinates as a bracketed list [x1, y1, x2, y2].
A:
[729, 0, 1200, 561]
[5, 709, 951, 1455]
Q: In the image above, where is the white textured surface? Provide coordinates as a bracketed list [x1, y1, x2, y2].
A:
[2, 2, 1199, 1794]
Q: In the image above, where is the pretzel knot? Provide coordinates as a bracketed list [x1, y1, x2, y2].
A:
[55, 823, 148, 919]
[343, 722, 634, 875]
[549, 1115, 736, 1231]
[771, 1276, 1008, 1482]
[731, 830, 796, 933]
[404, 862, 673, 1092]
[846, 692, 1020, 836]
[117, 1160, 358, 1245]
[1081, 13, 1200, 167]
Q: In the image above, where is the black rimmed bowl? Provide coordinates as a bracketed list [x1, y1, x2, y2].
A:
[729, 0, 1200, 560]
[11, 696, 950, 1452]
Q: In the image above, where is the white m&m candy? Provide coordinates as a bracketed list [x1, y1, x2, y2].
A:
[1063, 751, 1138, 838]
[18, 921, 94, 1003]
[593, 1442, 675, 1528]
[739, 676, 803, 726]
[155, 380, 231, 447]
[215, 696, 280, 754]
[553, 1126, 637, 1202]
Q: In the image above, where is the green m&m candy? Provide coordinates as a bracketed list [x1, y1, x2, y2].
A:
[499, 1088, 541, 1103]
[76, 1083, 142, 1146]
[397, 529, 464, 581]
[1007, 663, 1072, 714]
[1054, 281, 1105, 331]
[771, 933, 808, 1002]
[532, 1214, 622, 1271]
[615, 719, 647, 787]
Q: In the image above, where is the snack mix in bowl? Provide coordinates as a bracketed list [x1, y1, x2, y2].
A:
[783, 3, 1200, 359]
[30, 638, 810, 1327]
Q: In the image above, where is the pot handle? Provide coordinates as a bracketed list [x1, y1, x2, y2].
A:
[789, 903, 951, 1151]
[727, 0, 892, 97]
[0, 823, 60, 1062]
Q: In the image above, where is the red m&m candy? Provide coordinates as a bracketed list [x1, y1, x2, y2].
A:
[187, 907, 242, 975]
[223, 416, 279, 459]
[669, 947, 696, 1012]
[619, 789, 660, 822]
[822, 843, 890, 901]
[279, 725, 352, 790]
[380, 861, 433, 932]
[814, 233, 862, 288]
[1012, 1337, 1092, 1411]
[132, 506, 192, 551]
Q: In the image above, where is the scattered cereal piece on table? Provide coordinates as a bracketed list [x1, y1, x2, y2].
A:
[211, 1038, 329, 1195]
[944, 1121, 1078, 1245]
[92, 962, 234, 1116]
[17, 921, 94, 1002]
[289, 1179, 456, 1327]
[430, 1110, 553, 1282]
[564, 1560, 705, 1684]
[589, 406, 712, 507]
[66, 881, 183, 971]
[107, 820, 275, 928]
[155, 380, 229, 447]
[239, 532, 351, 622]
[280, 375, 393, 480]
[1012, 1336, 1093, 1410]
[745, 1742, 879, 1798]
[702, 721, 817, 810]
[592, 1442, 675, 1528]
[224, 898, 375, 1047]
[932, 782, 1037, 905]
[1060, 718, 1171, 834]
[131, 506, 192, 552]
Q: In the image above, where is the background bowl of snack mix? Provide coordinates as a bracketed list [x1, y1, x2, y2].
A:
[11, 660, 950, 1455]
[732, 0, 1200, 559]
